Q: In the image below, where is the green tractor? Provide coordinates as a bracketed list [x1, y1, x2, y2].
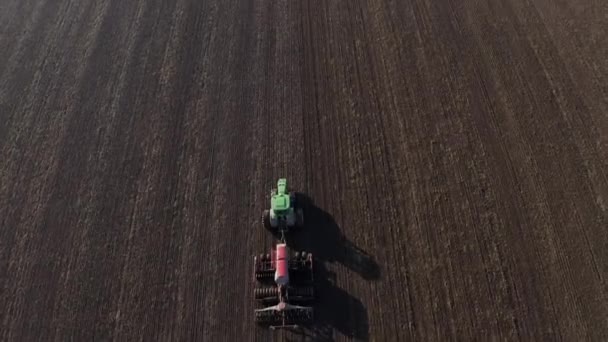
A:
[262, 178, 304, 233]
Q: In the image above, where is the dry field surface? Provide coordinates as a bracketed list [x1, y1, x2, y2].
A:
[0, 0, 607, 340]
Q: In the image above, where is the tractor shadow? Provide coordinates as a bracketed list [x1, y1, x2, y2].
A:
[285, 193, 381, 281]
[278, 193, 379, 341]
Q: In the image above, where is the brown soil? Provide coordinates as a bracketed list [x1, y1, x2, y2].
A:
[0, 0, 606, 340]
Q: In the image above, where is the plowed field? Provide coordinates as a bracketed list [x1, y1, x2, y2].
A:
[0, 0, 607, 340]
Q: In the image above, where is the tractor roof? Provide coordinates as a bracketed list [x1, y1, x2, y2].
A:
[272, 194, 290, 211]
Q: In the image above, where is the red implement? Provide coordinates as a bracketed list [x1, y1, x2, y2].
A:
[274, 243, 289, 286]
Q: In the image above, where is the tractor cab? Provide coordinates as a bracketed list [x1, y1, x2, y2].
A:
[271, 178, 292, 215]
[271, 192, 290, 214]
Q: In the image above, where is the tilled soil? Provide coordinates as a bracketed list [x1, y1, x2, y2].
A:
[0, 0, 607, 340]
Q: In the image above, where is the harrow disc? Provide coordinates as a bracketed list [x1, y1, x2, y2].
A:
[254, 287, 279, 300]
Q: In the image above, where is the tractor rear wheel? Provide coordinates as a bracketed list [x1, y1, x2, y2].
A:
[262, 210, 273, 231]
[295, 208, 304, 228]
[290, 193, 297, 206]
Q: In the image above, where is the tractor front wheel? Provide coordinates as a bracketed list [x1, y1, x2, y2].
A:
[290, 193, 297, 207]
[262, 210, 273, 231]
